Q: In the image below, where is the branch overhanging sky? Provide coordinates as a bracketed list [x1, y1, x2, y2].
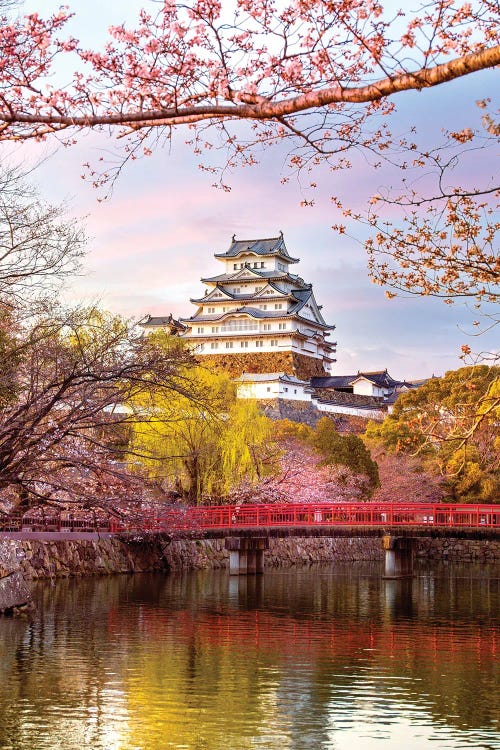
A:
[12, 0, 499, 379]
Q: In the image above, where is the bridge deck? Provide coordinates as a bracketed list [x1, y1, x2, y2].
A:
[0, 502, 498, 540]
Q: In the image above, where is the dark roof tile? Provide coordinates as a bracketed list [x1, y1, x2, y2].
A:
[215, 234, 299, 262]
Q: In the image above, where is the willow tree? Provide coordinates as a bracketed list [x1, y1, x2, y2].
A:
[129, 365, 276, 504]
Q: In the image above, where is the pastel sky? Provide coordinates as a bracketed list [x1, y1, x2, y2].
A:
[13, 0, 499, 380]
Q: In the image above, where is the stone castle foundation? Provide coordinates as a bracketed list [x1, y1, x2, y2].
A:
[199, 351, 328, 380]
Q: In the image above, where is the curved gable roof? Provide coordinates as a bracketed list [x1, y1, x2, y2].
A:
[349, 370, 401, 388]
[215, 234, 299, 263]
[190, 284, 235, 303]
[290, 289, 335, 329]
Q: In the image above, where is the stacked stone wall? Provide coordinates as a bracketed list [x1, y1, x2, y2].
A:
[266, 536, 382, 565]
[0, 537, 228, 585]
[257, 399, 374, 432]
[1, 537, 168, 580]
[199, 351, 327, 380]
[257, 399, 325, 427]
[414, 536, 499, 563]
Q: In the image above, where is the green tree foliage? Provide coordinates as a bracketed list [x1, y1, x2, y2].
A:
[309, 417, 380, 497]
[366, 366, 500, 503]
[129, 357, 276, 504]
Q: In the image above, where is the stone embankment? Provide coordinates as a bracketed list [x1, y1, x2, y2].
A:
[0, 542, 32, 614]
[414, 536, 499, 563]
[266, 536, 382, 565]
[1, 535, 383, 585]
[1, 533, 499, 612]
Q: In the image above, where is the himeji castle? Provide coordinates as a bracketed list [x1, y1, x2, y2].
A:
[143, 233, 336, 380]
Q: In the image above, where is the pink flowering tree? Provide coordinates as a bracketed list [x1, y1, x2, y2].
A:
[229, 436, 372, 505]
[0, 2, 497, 311]
[0, 0, 497, 431]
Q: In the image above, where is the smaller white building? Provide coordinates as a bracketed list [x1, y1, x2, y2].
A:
[235, 372, 312, 401]
[310, 370, 415, 399]
[234, 369, 420, 421]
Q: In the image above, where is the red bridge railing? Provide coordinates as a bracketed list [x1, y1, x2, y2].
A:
[1, 502, 498, 534]
[163, 502, 499, 532]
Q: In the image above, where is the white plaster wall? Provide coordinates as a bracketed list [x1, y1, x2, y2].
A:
[278, 384, 312, 401]
[314, 400, 385, 420]
[351, 380, 384, 397]
[237, 382, 280, 399]
[223, 256, 272, 273]
[237, 381, 311, 400]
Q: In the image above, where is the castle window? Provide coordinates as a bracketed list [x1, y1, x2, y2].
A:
[221, 322, 258, 332]
[278, 323, 286, 330]
[275, 303, 283, 310]
[271, 339, 278, 347]
[234, 287, 241, 294]
[255, 340, 264, 348]
[210, 342, 218, 350]
[253, 262, 258, 268]
[267, 386, 271, 392]
[284, 387, 288, 392]
[207, 307, 215, 313]
[197, 327, 204, 334]
[260, 305, 267, 310]
[240, 341, 248, 348]
[260, 262, 265, 268]
[263, 323, 271, 331]
[211, 326, 219, 333]
[225, 341, 233, 349]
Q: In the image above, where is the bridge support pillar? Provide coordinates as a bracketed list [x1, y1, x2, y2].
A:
[229, 549, 247, 575]
[226, 537, 269, 575]
[247, 550, 257, 574]
[382, 535, 414, 579]
[255, 549, 265, 574]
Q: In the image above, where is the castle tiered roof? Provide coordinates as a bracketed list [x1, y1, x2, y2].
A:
[187, 286, 334, 329]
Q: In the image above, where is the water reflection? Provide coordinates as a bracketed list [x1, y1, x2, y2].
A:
[0, 562, 498, 750]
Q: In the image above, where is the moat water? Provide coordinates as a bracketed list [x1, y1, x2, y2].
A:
[0, 562, 498, 750]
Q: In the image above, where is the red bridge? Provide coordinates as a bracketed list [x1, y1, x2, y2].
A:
[1, 501, 498, 534]
[2, 502, 498, 579]
[143, 501, 500, 533]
